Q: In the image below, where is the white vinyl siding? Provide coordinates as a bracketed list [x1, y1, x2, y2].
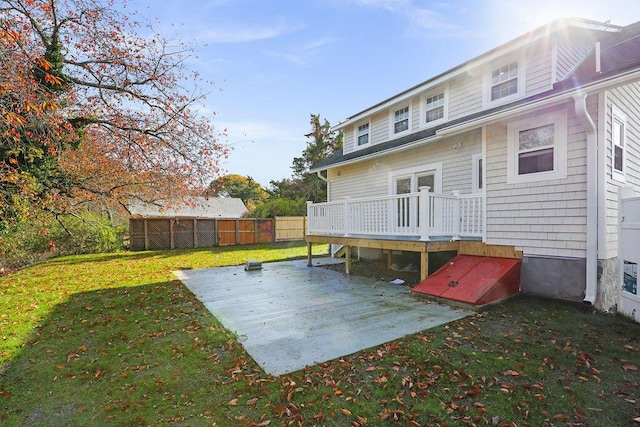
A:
[370, 110, 389, 144]
[343, 127, 355, 154]
[328, 129, 482, 202]
[485, 106, 587, 258]
[525, 43, 553, 94]
[555, 37, 595, 81]
[604, 84, 640, 259]
[448, 73, 483, 120]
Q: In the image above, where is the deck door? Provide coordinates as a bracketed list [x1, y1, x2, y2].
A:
[393, 173, 434, 232]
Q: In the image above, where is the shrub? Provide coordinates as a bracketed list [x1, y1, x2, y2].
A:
[0, 211, 126, 270]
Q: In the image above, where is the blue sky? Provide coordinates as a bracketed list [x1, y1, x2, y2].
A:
[125, 0, 639, 187]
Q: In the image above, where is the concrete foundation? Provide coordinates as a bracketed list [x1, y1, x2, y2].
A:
[520, 256, 586, 301]
[598, 257, 619, 312]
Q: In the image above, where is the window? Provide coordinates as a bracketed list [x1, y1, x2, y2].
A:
[424, 92, 445, 124]
[491, 62, 518, 101]
[517, 124, 555, 174]
[484, 58, 524, 107]
[391, 105, 410, 135]
[612, 106, 626, 182]
[357, 122, 370, 147]
[472, 154, 483, 192]
[507, 111, 567, 184]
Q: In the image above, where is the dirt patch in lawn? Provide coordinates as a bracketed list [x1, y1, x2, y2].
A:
[320, 258, 422, 287]
[319, 251, 458, 287]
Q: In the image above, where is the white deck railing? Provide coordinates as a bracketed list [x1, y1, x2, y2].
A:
[307, 187, 484, 241]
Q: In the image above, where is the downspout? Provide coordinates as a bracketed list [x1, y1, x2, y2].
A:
[573, 93, 598, 305]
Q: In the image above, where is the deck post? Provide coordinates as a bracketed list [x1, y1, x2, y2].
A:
[343, 197, 351, 237]
[419, 186, 431, 241]
[306, 201, 313, 235]
[452, 190, 461, 241]
[307, 241, 313, 267]
[420, 251, 429, 281]
[345, 245, 351, 274]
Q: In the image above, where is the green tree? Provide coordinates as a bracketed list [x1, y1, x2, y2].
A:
[206, 174, 268, 211]
[266, 114, 342, 206]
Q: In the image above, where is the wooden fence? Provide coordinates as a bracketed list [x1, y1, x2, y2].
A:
[129, 216, 306, 251]
[275, 216, 306, 241]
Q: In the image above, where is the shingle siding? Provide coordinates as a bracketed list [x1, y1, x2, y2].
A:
[485, 104, 588, 258]
[555, 37, 594, 81]
[604, 82, 640, 259]
[328, 129, 481, 202]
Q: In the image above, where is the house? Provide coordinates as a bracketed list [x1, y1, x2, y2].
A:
[306, 18, 640, 312]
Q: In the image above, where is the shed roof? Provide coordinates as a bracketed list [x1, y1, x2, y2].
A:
[129, 197, 248, 219]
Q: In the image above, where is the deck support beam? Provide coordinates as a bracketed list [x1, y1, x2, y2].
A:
[306, 235, 522, 281]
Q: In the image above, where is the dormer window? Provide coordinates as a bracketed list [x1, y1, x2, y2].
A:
[357, 122, 370, 146]
[423, 91, 446, 125]
[484, 57, 524, 107]
[392, 105, 410, 135]
[491, 62, 518, 101]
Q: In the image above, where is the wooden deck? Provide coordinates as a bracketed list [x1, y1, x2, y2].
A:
[306, 235, 522, 281]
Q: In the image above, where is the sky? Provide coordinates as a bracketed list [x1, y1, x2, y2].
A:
[123, 0, 639, 188]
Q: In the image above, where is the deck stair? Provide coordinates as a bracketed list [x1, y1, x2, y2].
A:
[411, 255, 521, 307]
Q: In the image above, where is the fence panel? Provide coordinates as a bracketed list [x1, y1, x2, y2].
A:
[217, 219, 238, 246]
[258, 219, 275, 243]
[173, 219, 194, 249]
[275, 216, 306, 241]
[195, 219, 216, 247]
[147, 219, 171, 250]
[129, 219, 146, 251]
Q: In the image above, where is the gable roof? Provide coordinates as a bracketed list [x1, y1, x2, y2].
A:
[313, 18, 640, 172]
[129, 197, 248, 219]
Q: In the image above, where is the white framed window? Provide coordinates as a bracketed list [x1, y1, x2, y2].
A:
[388, 163, 442, 194]
[422, 90, 447, 126]
[484, 57, 524, 107]
[507, 110, 567, 184]
[612, 105, 626, 182]
[472, 153, 483, 193]
[390, 104, 411, 136]
[356, 122, 370, 147]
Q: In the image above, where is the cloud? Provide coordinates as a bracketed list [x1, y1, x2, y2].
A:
[265, 36, 336, 66]
[349, 0, 472, 38]
[196, 19, 304, 43]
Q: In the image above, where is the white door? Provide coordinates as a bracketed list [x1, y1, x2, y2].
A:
[393, 172, 435, 232]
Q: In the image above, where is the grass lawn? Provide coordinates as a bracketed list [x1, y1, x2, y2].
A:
[1, 242, 639, 426]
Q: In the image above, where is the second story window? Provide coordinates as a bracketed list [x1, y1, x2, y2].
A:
[393, 106, 410, 134]
[425, 92, 445, 123]
[491, 61, 518, 101]
[612, 105, 626, 182]
[357, 123, 370, 146]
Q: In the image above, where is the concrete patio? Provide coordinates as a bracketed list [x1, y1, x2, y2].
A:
[174, 257, 471, 376]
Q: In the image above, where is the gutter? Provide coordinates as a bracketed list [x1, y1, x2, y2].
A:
[572, 93, 598, 305]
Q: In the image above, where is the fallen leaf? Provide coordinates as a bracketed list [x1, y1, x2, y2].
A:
[622, 364, 638, 371]
[228, 398, 238, 406]
[341, 408, 352, 416]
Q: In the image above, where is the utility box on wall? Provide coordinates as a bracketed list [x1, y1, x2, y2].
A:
[619, 187, 640, 323]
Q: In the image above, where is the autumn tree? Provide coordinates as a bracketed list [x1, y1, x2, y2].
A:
[206, 174, 268, 211]
[0, 0, 226, 231]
